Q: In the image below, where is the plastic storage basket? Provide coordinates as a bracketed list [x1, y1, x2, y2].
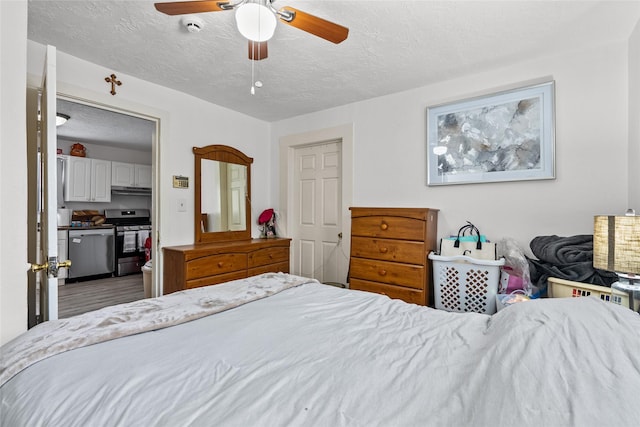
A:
[429, 253, 505, 314]
[547, 277, 637, 310]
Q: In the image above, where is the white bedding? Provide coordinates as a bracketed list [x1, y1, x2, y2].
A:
[0, 272, 313, 387]
[1, 273, 639, 426]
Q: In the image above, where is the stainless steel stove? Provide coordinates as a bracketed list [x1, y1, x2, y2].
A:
[104, 209, 151, 276]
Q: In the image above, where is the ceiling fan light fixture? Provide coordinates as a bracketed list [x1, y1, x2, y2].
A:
[235, 2, 277, 42]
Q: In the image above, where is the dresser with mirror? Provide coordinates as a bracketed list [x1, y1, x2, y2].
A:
[162, 145, 291, 294]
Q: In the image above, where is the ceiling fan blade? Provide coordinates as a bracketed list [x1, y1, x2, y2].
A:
[154, 1, 229, 16]
[248, 41, 268, 60]
[278, 6, 348, 44]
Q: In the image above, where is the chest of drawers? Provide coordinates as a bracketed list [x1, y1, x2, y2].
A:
[349, 207, 438, 305]
[163, 238, 291, 294]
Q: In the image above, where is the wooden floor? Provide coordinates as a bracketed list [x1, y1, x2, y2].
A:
[58, 274, 145, 318]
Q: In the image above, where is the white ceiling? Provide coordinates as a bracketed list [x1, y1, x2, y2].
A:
[29, 1, 640, 149]
[56, 98, 156, 151]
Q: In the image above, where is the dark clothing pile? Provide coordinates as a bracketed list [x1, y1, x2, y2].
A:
[528, 235, 618, 292]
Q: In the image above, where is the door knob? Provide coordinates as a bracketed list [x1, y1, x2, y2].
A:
[30, 259, 72, 276]
[57, 260, 72, 270]
[30, 262, 48, 273]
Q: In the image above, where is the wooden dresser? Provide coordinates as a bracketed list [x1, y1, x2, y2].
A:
[349, 207, 438, 306]
[163, 238, 291, 294]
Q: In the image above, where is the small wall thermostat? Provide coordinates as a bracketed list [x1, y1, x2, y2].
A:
[173, 175, 189, 188]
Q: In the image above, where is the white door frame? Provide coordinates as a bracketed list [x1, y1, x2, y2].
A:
[26, 75, 168, 298]
[58, 93, 163, 297]
[279, 124, 354, 284]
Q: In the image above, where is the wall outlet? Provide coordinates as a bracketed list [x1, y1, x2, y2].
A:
[177, 198, 187, 212]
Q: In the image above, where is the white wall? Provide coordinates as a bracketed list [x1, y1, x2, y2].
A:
[272, 41, 631, 255]
[0, 0, 28, 345]
[629, 19, 640, 211]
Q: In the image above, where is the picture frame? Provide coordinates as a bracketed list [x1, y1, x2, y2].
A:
[426, 81, 555, 186]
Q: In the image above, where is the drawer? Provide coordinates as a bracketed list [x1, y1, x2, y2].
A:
[351, 236, 424, 264]
[351, 216, 425, 240]
[350, 278, 426, 305]
[248, 261, 290, 277]
[185, 253, 247, 280]
[349, 258, 424, 289]
[248, 247, 289, 268]
[185, 270, 247, 289]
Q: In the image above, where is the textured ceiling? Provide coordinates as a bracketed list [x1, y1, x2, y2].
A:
[56, 99, 156, 151]
[28, 1, 640, 149]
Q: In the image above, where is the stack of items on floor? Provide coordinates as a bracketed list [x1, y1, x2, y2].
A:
[431, 226, 622, 313]
[430, 222, 507, 315]
[527, 235, 619, 295]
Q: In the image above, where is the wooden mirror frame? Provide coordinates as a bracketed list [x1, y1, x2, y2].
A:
[194, 145, 253, 243]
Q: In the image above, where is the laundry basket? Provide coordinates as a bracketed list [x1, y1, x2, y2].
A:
[429, 252, 505, 314]
[547, 277, 636, 310]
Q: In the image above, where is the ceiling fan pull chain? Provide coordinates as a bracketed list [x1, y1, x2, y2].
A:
[250, 45, 262, 95]
[250, 12, 263, 95]
[253, 8, 259, 95]
[250, 55, 255, 95]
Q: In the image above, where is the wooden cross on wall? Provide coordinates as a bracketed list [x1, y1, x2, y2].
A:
[105, 74, 122, 95]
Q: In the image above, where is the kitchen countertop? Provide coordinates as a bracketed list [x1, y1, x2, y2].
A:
[58, 225, 115, 231]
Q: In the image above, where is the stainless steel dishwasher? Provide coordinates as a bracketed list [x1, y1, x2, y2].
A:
[67, 228, 115, 279]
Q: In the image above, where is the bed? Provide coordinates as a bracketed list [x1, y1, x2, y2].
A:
[1, 272, 639, 426]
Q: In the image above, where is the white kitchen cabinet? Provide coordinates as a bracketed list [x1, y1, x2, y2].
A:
[112, 161, 152, 189]
[64, 156, 111, 202]
[64, 155, 90, 201]
[134, 164, 152, 188]
[91, 159, 112, 202]
[57, 229, 68, 279]
[111, 161, 135, 187]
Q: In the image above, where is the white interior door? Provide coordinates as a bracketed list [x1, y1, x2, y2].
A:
[292, 141, 342, 283]
[31, 45, 62, 322]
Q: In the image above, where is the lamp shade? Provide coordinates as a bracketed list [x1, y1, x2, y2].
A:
[593, 215, 640, 275]
[235, 3, 277, 42]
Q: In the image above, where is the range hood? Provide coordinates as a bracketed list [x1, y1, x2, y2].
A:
[111, 186, 152, 196]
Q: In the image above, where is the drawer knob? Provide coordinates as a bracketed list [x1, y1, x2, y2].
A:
[269, 254, 273, 259]
[217, 262, 224, 268]
[379, 247, 388, 254]
[378, 269, 387, 276]
[380, 222, 388, 231]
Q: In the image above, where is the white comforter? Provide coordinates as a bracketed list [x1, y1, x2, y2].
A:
[1, 273, 639, 427]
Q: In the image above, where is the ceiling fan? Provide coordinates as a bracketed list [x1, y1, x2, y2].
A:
[154, 0, 349, 60]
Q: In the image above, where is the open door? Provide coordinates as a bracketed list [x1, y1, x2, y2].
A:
[29, 45, 70, 324]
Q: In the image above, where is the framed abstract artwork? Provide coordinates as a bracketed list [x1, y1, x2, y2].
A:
[426, 81, 555, 186]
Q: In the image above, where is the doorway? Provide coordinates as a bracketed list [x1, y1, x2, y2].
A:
[27, 91, 160, 323]
[279, 124, 354, 286]
[56, 98, 155, 317]
[292, 141, 342, 282]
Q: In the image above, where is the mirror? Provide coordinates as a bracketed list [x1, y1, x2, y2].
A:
[194, 145, 253, 243]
